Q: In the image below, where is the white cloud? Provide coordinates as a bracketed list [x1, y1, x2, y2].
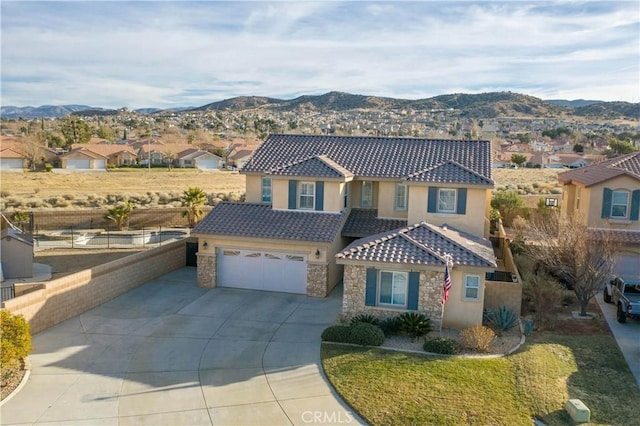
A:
[1, 1, 638, 108]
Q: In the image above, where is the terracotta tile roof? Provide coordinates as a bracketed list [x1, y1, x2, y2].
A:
[268, 155, 354, 178]
[341, 209, 408, 238]
[242, 134, 493, 185]
[59, 147, 108, 159]
[590, 229, 640, 245]
[192, 202, 346, 243]
[337, 222, 496, 267]
[70, 143, 137, 157]
[558, 152, 640, 187]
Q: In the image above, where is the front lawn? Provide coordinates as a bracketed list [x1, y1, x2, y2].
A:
[322, 332, 639, 425]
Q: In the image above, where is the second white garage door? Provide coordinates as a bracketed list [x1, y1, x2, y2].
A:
[217, 249, 308, 294]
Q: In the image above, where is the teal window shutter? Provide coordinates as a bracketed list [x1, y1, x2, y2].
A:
[315, 181, 324, 211]
[631, 190, 640, 221]
[365, 269, 377, 306]
[288, 180, 297, 209]
[427, 187, 437, 213]
[456, 188, 467, 214]
[407, 272, 420, 310]
[601, 188, 612, 218]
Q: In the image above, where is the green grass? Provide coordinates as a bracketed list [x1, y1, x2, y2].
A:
[321, 332, 639, 425]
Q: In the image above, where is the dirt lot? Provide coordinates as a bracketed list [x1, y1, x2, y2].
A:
[35, 248, 146, 278]
[1, 169, 246, 199]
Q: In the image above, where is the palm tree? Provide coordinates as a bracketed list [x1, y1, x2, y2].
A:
[105, 201, 134, 231]
[182, 187, 207, 227]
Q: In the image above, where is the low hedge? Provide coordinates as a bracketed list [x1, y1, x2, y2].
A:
[322, 323, 385, 346]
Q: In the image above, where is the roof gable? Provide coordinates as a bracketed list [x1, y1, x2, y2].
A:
[337, 222, 496, 267]
[406, 160, 493, 184]
[242, 134, 493, 184]
[267, 155, 354, 178]
[559, 152, 640, 187]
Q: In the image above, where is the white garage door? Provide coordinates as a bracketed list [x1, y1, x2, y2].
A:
[1, 159, 24, 170]
[197, 159, 219, 170]
[614, 254, 640, 281]
[67, 159, 90, 169]
[94, 159, 106, 169]
[218, 249, 307, 294]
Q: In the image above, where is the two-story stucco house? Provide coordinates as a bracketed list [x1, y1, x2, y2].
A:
[558, 152, 640, 281]
[193, 134, 517, 329]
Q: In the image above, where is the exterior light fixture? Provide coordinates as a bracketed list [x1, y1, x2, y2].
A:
[315, 248, 321, 259]
[203, 241, 208, 249]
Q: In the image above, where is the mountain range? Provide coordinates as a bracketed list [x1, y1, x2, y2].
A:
[1, 91, 638, 120]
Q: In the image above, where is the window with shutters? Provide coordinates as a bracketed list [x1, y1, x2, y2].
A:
[611, 190, 630, 218]
[378, 271, 408, 307]
[298, 182, 315, 210]
[438, 189, 457, 213]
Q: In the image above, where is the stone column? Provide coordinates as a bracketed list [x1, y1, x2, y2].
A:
[197, 252, 216, 288]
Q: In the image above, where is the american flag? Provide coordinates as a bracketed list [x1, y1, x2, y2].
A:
[441, 264, 452, 305]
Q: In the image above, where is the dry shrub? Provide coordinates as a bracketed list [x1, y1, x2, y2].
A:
[1, 190, 12, 197]
[461, 325, 495, 352]
[521, 267, 563, 331]
[63, 194, 75, 200]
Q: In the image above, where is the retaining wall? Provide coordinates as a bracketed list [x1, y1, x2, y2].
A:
[1, 239, 187, 333]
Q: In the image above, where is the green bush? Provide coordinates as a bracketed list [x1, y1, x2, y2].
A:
[44, 163, 53, 172]
[321, 325, 352, 343]
[349, 313, 380, 327]
[349, 323, 385, 346]
[379, 316, 402, 336]
[1, 311, 32, 369]
[423, 338, 461, 355]
[398, 312, 432, 339]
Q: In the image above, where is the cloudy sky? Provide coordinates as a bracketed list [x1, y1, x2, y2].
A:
[1, 1, 638, 109]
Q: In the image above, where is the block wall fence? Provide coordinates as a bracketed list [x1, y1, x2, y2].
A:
[1, 239, 187, 334]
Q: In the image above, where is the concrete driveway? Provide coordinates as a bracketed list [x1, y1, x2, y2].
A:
[0, 268, 363, 425]
[596, 292, 640, 390]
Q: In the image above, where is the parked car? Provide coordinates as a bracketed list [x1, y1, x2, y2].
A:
[603, 276, 640, 323]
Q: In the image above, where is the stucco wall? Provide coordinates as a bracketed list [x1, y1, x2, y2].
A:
[2, 240, 187, 334]
[585, 177, 640, 231]
[377, 181, 409, 219]
[1, 235, 33, 278]
[484, 281, 522, 317]
[407, 186, 490, 237]
[244, 174, 262, 203]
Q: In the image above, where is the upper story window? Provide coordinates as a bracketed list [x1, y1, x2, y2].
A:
[438, 189, 457, 213]
[378, 270, 408, 307]
[261, 177, 272, 203]
[611, 190, 630, 218]
[298, 182, 315, 210]
[395, 183, 407, 211]
[464, 275, 480, 300]
[361, 181, 373, 208]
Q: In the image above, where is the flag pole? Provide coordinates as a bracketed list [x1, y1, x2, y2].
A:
[440, 253, 453, 336]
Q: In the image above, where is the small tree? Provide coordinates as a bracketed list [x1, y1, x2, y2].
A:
[491, 190, 527, 227]
[182, 187, 207, 227]
[525, 211, 617, 316]
[510, 154, 527, 168]
[105, 201, 134, 231]
[1, 311, 32, 371]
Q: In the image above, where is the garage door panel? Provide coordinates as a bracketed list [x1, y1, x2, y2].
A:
[218, 249, 307, 294]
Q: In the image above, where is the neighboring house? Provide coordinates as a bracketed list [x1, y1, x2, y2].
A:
[193, 134, 520, 329]
[0, 147, 27, 170]
[72, 143, 138, 167]
[558, 152, 640, 281]
[227, 148, 255, 169]
[176, 148, 224, 170]
[59, 148, 108, 170]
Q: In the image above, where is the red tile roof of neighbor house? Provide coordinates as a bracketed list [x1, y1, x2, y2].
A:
[558, 152, 640, 187]
[243, 134, 493, 185]
[337, 222, 496, 267]
[71, 144, 137, 156]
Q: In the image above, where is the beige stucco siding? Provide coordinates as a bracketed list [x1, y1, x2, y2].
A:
[323, 181, 344, 213]
[245, 174, 262, 203]
[272, 178, 289, 210]
[407, 186, 490, 236]
[584, 177, 640, 231]
[378, 181, 409, 219]
[442, 268, 486, 329]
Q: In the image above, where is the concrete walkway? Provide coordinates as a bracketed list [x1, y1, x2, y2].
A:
[596, 292, 640, 390]
[0, 268, 363, 425]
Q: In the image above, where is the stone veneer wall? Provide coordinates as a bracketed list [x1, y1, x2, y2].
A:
[484, 281, 522, 317]
[2, 240, 186, 334]
[197, 252, 216, 288]
[342, 265, 445, 330]
[307, 263, 328, 297]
